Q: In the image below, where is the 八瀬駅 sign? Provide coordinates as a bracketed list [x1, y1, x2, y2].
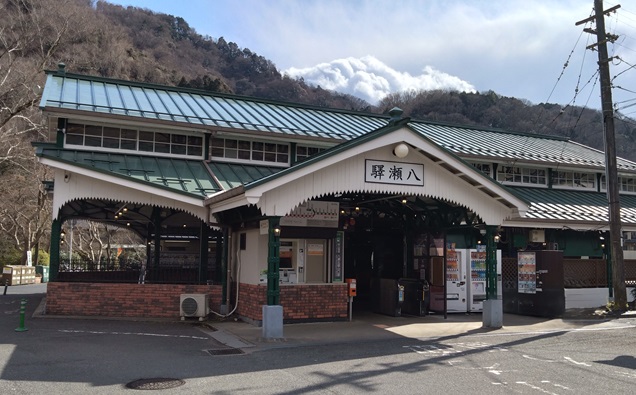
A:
[365, 160, 424, 186]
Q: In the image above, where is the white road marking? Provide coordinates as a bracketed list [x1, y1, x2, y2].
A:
[523, 354, 558, 363]
[58, 329, 208, 340]
[405, 342, 507, 356]
[464, 323, 636, 339]
[615, 371, 636, 379]
[564, 357, 591, 367]
[541, 381, 572, 390]
[516, 381, 559, 395]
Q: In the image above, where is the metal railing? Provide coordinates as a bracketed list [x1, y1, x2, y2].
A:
[56, 257, 217, 285]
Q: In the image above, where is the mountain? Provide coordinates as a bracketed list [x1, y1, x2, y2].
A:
[3, 0, 636, 161]
[2, 0, 635, 264]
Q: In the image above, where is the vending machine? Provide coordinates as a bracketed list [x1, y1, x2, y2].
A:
[467, 247, 502, 312]
[446, 249, 468, 312]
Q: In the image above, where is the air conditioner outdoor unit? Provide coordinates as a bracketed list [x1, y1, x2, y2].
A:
[180, 294, 208, 321]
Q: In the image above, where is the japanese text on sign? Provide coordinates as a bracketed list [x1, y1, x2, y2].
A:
[365, 160, 424, 186]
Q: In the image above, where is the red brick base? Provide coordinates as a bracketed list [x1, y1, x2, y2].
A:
[237, 283, 349, 323]
[45, 282, 348, 323]
[46, 282, 222, 319]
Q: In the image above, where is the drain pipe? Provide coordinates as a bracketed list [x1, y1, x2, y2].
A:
[210, 228, 241, 318]
[210, 238, 240, 317]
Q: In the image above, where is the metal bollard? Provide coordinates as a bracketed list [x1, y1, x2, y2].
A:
[3, 279, 8, 296]
[15, 298, 28, 332]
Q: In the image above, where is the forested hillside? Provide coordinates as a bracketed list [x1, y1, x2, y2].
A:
[1, 0, 635, 264]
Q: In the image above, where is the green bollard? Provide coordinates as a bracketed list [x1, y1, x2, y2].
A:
[15, 298, 28, 332]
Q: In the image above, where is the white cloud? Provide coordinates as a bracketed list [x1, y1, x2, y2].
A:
[284, 56, 476, 104]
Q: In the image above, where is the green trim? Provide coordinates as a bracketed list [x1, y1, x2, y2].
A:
[49, 218, 61, 282]
[485, 225, 498, 299]
[266, 217, 281, 305]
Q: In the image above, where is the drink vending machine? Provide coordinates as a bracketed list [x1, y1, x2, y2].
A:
[446, 246, 502, 313]
[445, 249, 468, 312]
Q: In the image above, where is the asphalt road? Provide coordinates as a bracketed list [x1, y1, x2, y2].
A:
[2, 284, 636, 394]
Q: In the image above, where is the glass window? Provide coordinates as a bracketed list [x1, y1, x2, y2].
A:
[471, 163, 492, 177]
[62, 122, 203, 158]
[603, 176, 636, 193]
[497, 166, 546, 186]
[296, 145, 325, 162]
[552, 170, 595, 190]
[210, 138, 290, 165]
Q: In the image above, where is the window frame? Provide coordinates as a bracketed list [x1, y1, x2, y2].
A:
[64, 121, 204, 159]
[210, 137, 290, 167]
[496, 165, 548, 187]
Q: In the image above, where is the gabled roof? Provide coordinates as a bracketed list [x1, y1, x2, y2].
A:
[39, 67, 636, 173]
[206, 121, 530, 225]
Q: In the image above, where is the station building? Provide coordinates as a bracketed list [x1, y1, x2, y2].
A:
[35, 65, 636, 327]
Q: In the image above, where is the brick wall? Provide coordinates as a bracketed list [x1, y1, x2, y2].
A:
[238, 283, 348, 323]
[46, 282, 347, 322]
[46, 282, 222, 319]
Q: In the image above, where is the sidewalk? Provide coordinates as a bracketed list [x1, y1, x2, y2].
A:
[207, 309, 634, 351]
[14, 283, 633, 352]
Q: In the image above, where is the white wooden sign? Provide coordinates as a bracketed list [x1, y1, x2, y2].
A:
[365, 160, 424, 186]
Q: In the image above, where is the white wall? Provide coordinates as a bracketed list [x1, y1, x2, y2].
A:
[565, 287, 635, 309]
[234, 228, 263, 284]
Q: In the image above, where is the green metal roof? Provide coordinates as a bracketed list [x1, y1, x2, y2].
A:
[207, 162, 283, 190]
[39, 69, 636, 173]
[40, 69, 388, 140]
[509, 186, 636, 224]
[408, 122, 636, 171]
[34, 144, 220, 198]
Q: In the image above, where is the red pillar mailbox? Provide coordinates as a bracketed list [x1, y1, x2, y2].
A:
[345, 278, 357, 297]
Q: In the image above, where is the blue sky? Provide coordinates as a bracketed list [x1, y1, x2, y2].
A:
[106, 0, 636, 113]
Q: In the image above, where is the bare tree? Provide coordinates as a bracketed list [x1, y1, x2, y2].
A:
[0, 156, 52, 264]
[0, 0, 91, 263]
[65, 221, 145, 268]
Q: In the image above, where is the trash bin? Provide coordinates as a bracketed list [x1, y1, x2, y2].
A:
[372, 278, 404, 317]
[399, 278, 429, 316]
[36, 265, 49, 283]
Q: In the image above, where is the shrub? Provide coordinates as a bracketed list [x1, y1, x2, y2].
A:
[37, 250, 50, 266]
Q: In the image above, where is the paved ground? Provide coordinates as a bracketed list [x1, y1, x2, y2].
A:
[5, 283, 634, 352]
[3, 283, 636, 394]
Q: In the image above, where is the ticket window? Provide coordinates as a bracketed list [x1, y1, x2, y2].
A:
[305, 239, 326, 283]
[279, 239, 327, 284]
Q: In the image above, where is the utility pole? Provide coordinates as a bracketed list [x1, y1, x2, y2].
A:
[576, 1, 627, 310]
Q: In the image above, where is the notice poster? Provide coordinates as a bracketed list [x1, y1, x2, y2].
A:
[307, 243, 324, 256]
[518, 251, 537, 294]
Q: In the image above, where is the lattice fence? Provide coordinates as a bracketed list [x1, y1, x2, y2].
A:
[501, 257, 636, 288]
[502, 257, 518, 291]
